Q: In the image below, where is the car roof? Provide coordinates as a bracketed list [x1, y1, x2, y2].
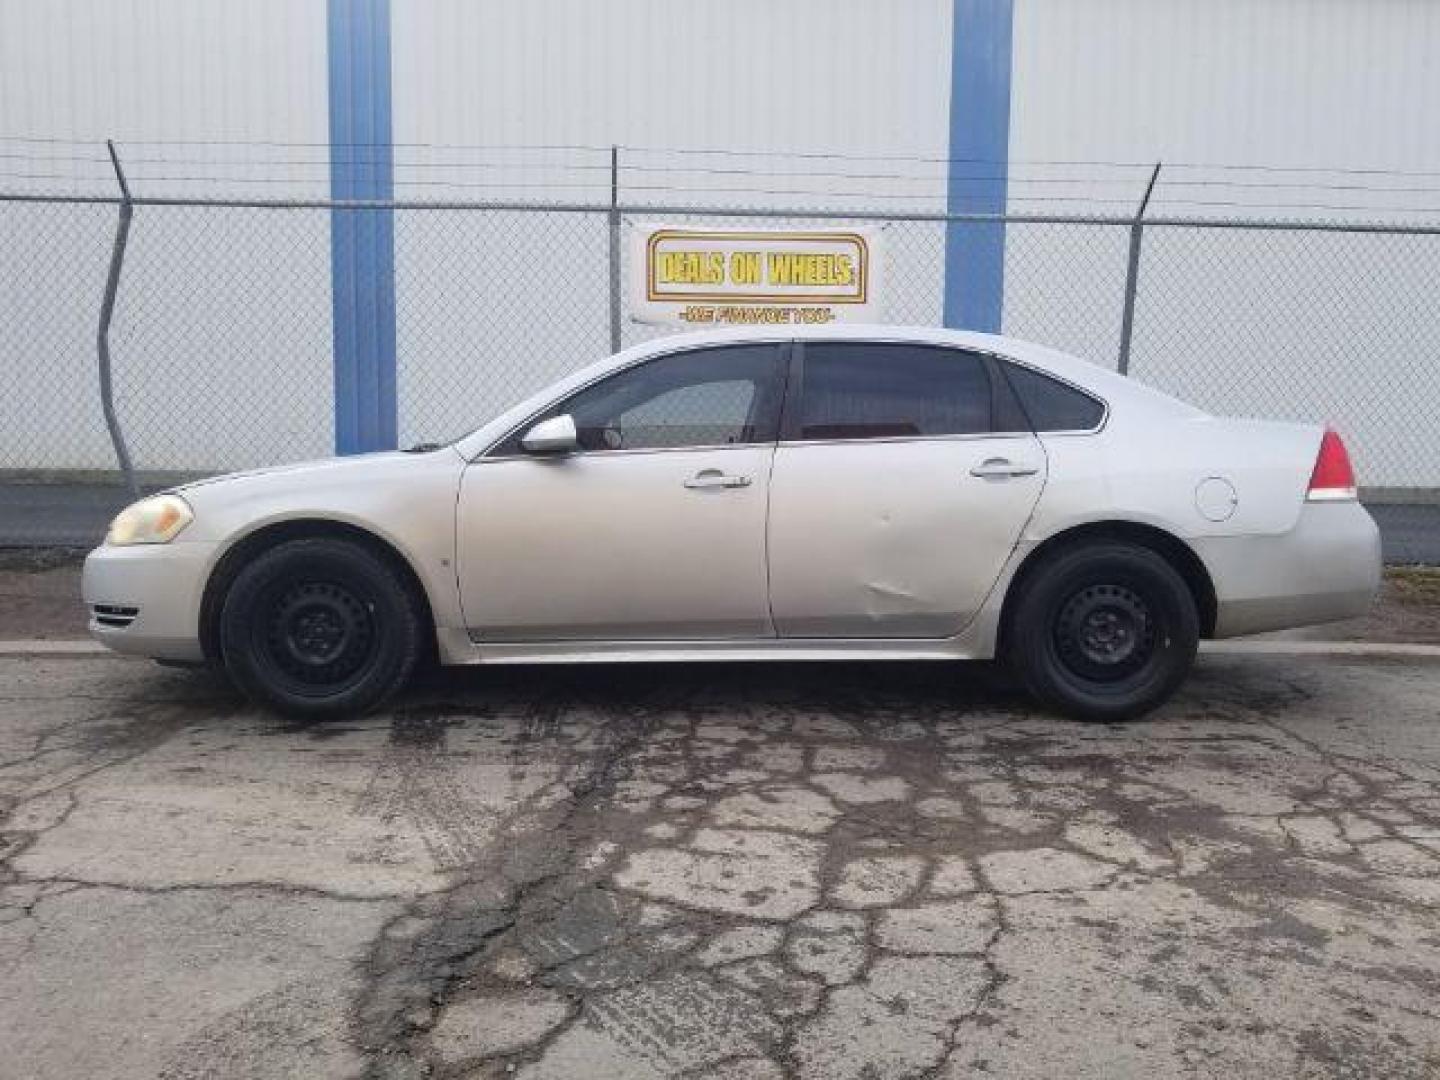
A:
[452, 325, 1202, 459]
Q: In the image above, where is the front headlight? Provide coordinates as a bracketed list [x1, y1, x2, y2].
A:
[106, 494, 194, 546]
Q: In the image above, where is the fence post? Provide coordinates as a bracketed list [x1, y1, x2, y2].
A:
[98, 139, 139, 496]
[607, 145, 622, 354]
[1117, 162, 1161, 376]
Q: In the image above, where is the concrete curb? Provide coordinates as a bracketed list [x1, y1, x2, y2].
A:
[0, 640, 109, 656]
[1200, 640, 1440, 658]
[1, 639, 1439, 660]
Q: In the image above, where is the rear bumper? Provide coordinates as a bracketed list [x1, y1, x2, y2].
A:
[81, 542, 214, 661]
[1195, 501, 1382, 638]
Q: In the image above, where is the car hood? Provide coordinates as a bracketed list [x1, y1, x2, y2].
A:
[172, 447, 464, 495]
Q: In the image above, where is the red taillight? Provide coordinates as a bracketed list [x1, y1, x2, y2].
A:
[1307, 428, 1357, 501]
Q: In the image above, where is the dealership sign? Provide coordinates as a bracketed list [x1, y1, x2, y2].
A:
[629, 224, 879, 327]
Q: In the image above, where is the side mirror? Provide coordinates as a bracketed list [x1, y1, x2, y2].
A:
[520, 414, 579, 455]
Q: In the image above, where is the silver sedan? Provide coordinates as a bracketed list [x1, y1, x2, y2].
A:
[83, 326, 1381, 720]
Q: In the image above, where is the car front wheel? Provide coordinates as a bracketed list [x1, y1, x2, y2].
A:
[1007, 541, 1199, 721]
[219, 537, 425, 718]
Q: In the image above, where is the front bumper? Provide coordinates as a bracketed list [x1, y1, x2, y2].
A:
[82, 541, 215, 661]
[1195, 500, 1383, 638]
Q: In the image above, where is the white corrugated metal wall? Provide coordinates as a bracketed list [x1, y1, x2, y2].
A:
[1012, 0, 1440, 182]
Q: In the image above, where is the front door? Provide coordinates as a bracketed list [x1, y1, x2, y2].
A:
[767, 340, 1047, 638]
[457, 343, 786, 641]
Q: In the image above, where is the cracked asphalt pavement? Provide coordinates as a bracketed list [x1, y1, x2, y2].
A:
[3, 654, 1440, 1079]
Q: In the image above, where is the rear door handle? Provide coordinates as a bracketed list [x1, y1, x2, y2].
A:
[969, 457, 1039, 479]
[684, 469, 752, 490]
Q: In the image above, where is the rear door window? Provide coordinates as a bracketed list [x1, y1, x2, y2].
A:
[794, 342, 992, 441]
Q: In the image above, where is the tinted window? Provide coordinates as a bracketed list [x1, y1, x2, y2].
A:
[796, 343, 990, 441]
[1001, 362, 1105, 431]
[496, 345, 783, 454]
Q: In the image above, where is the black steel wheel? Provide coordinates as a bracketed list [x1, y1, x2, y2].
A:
[220, 537, 425, 718]
[1007, 541, 1198, 721]
[1054, 582, 1157, 683]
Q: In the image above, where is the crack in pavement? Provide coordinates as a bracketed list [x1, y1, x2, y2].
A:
[351, 672, 683, 1078]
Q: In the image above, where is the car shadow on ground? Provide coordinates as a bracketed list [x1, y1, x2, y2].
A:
[244, 658, 1035, 737]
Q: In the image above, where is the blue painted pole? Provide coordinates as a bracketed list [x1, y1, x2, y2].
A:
[327, 0, 396, 454]
[943, 0, 1015, 333]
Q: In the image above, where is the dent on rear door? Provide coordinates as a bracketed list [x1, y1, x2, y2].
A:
[765, 436, 1047, 638]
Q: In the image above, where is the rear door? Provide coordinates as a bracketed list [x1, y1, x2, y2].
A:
[766, 340, 1046, 638]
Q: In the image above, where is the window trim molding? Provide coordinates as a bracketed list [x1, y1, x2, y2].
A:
[476, 440, 768, 466]
[774, 430, 1039, 451]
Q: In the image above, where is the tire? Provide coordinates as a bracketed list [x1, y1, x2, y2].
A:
[1007, 541, 1199, 722]
[219, 537, 425, 718]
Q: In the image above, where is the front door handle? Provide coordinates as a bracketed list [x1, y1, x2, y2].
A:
[684, 469, 752, 490]
[969, 457, 1039, 479]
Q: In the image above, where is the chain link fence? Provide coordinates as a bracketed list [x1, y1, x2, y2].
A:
[2, 191, 1438, 542]
[396, 207, 611, 449]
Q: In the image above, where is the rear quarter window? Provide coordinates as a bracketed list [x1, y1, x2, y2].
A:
[1000, 362, 1105, 432]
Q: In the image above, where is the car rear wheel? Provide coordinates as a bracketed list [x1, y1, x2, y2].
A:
[1007, 541, 1198, 721]
[219, 537, 425, 718]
